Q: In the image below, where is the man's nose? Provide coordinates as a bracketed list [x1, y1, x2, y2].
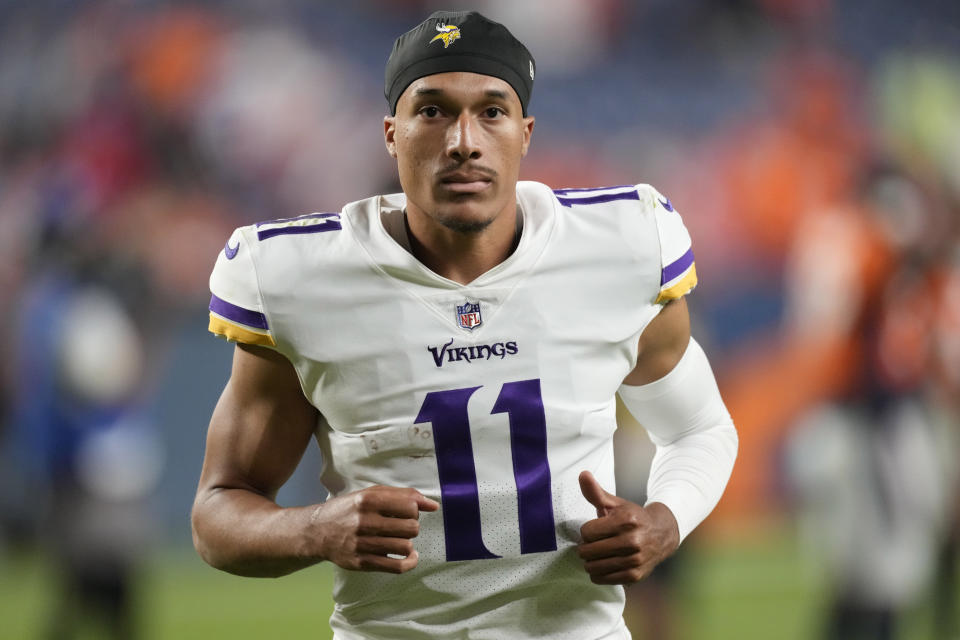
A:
[446, 113, 481, 160]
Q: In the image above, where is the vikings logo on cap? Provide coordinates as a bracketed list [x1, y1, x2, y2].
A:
[456, 301, 482, 330]
[430, 23, 461, 48]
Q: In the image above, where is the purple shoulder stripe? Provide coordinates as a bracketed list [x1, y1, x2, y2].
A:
[661, 247, 695, 285]
[256, 213, 342, 240]
[553, 185, 633, 195]
[555, 190, 640, 208]
[255, 212, 340, 227]
[209, 294, 269, 330]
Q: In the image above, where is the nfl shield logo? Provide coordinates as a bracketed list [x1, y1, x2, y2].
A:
[456, 301, 482, 330]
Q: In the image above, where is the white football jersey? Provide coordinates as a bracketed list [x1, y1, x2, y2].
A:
[208, 181, 697, 640]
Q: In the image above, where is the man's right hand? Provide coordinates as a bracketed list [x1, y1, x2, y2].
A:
[308, 486, 439, 573]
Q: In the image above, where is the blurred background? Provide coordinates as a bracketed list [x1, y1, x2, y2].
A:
[0, 0, 958, 638]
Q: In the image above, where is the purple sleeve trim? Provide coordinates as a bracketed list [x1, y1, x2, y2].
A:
[661, 247, 695, 285]
[209, 294, 269, 330]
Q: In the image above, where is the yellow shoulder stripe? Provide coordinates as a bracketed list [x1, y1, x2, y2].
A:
[209, 314, 277, 347]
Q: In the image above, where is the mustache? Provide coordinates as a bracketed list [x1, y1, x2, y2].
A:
[437, 164, 498, 180]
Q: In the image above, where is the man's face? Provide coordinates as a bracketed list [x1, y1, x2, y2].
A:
[384, 72, 534, 234]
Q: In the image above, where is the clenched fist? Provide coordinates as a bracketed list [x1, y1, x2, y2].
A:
[310, 485, 439, 574]
[577, 471, 679, 584]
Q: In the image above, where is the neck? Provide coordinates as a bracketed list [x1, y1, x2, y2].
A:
[405, 201, 519, 285]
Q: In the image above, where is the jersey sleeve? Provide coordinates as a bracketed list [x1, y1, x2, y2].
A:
[207, 226, 277, 348]
[640, 184, 698, 304]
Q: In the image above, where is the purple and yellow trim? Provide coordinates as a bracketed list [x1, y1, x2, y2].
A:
[208, 294, 276, 347]
[656, 248, 697, 303]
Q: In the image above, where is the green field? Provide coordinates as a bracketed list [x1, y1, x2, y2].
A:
[0, 529, 950, 639]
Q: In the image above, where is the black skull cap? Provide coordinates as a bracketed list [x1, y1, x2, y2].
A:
[385, 11, 536, 116]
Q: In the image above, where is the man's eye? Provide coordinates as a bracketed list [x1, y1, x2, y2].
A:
[421, 106, 440, 118]
[485, 107, 504, 118]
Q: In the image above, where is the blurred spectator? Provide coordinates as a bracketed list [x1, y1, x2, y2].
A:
[783, 163, 959, 639]
[8, 218, 163, 639]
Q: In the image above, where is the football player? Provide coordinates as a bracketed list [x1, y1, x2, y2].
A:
[192, 10, 737, 640]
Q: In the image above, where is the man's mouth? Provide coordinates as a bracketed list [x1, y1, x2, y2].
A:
[439, 171, 494, 194]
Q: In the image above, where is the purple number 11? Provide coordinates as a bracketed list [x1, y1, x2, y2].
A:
[415, 378, 557, 561]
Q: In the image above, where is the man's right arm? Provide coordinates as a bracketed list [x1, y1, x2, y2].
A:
[191, 342, 438, 578]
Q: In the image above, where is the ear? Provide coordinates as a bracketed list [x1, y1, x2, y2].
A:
[384, 116, 398, 158]
[520, 116, 535, 158]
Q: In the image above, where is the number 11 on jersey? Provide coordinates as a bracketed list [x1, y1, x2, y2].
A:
[415, 379, 558, 561]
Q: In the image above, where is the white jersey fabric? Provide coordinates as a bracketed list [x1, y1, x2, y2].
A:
[207, 181, 697, 640]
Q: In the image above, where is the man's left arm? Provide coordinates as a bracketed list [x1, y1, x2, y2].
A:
[578, 297, 737, 584]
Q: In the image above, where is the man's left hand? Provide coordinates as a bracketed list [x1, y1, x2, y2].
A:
[577, 470, 680, 584]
